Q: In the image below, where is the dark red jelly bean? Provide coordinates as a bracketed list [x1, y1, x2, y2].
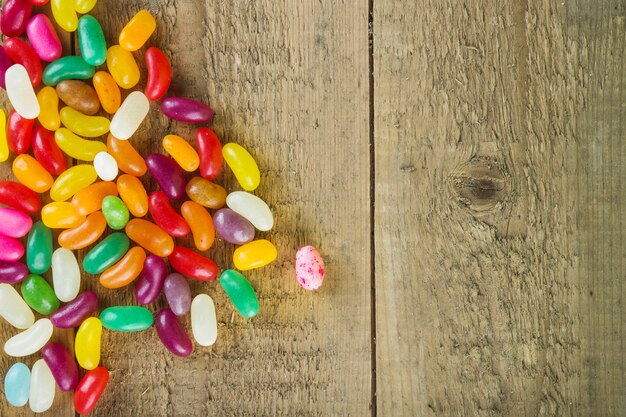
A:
[196, 127, 223, 180]
[26, 0, 48, 5]
[0, 181, 40, 213]
[7, 109, 34, 154]
[41, 342, 79, 391]
[49, 290, 98, 328]
[4, 37, 42, 86]
[145, 153, 186, 200]
[168, 245, 218, 281]
[148, 191, 190, 237]
[145, 47, 171, 101]
[74, 367, 109, 415]
[0, 47, 13, 89]
[0, 261, 28, 283]
[32, 125, 66, 175]
[135, 255, 167, 305]
[154, 308, 193, 357]
[160, 97, 213, 124]
[0, 0, 32, 38]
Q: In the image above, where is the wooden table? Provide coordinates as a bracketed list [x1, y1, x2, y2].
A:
[0, 0, 624, 415]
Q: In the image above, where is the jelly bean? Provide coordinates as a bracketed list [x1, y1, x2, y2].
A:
[0, 235, 24, 261]
[0, 207, 32, 238]
[163, 134, 199, 172]
[125, 219, 174, 257]
[26, 0, 48, 5]
[119, 10, 156, 51]
[50, 290, 97, 328]
[160, 97, 214, 124]
[0, 48, 12, 89]
[26, 14, 62, 62]
[41, 342, 78, 391]
[27, 221, 51, 273]
[149, 191, 189, 237]
[154, 308, 192, 357]
[100, 306, 153, 332]
[181, 201, 215, 251]
[42, 56, 94, 86]
[146, 153, 187, 200]
[196, 127, 223, 180]
[107, 134, 146, 175]
[163, 273, 191, 316]
[77, 15, 106, 66]
[295, 246, 325, 290]
[0, 0, 31, 37]
[5, 318, 53, 356]
[0, 109, 7, 161]
[75, 0, 96, 13]
[6, 64, 39, 119]
[169, 246, 218, 281]
[219, 269, 259, 318]
[36, 86, 61, 130]
[83, 232, 129, 274]
[233, 239, 277, 270]
[12, 154, 53, 193]
[4, 362, 30, 407]
[222, 142, 261, 191]
[226, 191, 274, 231]
[32, 125, 66, 175]
[0, 180, 40, 213]
[145, 47, 171, 101]
[29, 359, 54, 413]
[56, 80, 100, 115]
[93, 71, 120, 114]
[21, 274, 60, 314]
[186, 176, 227, 209]
[60, 107, 109, 137]
[72, 181, 118, 215]
[102, 195, 129, 230]
[42, 202, 86, 229]
[117, 174, 148, 217]
[213, 208, 255, 245]
[75, 317, 101, 370]
[74, 367, 109, 415]
[51, 248, 80, 302]
[134, 255, 166, 305]
[110, 91, 149, 141]
[58, 211, 106, 250]
[4, 38, 42, 85]
[0, 261, 28, 283]
[106, 45, 139, 89]
[7, 109, 33, 153]
[50, 0, 77, 32]
[99, 246, 145, 289]
[94, 151, 119, 181]
[55, 128, 107, 161]
[191, 294, 217, 346]
[0, 283, 34, 328]
[50, 164, 98, 201]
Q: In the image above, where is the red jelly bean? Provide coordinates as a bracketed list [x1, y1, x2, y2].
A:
[168, 245, 218, 281]
[74, 366, 109, 415]
[144, 47, 171, 101]
[148, 191, 190, 237]
[196, 128, 223, 180]
[32, 125, 66, 175]
[0, 180, 41, 213]
[41, 342, 78, 391]
[0, 47, 13, 89]
[154, 308, 193, 357]
[7, 109, 34, 154]
[4, 37, 42, 86]
[26, 0, 48, 5]
[0, 0, 32, 38]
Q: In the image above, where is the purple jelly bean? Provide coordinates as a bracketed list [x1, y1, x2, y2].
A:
[0, 261, 28, 283]
[0, 47, 13, 89]
[0, 0, 31, 38]
[0, 235, 24, 261]
[146, 153, 186, 200]
[41, 342, 79, 392]
[213, 208, 255, 245]
[49, 291, 98, 328]
[0, 207, 32, 238]
[160, 97, 213, 124]
[163, 273, 191, 316]
[154, 308, 193, 357]
[26, 14, 62, 62]
[135, 255, 167, 305]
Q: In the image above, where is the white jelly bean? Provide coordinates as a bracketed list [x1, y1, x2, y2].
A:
[5, 64, 40, 119]
[93, 151, 119, 181]
[29, 359, 55, 413]
[52, 248, 80, 302]
[0, 283, 35, 329]
[226, 191, 274, 231]
[191, 294, 217, 346]
[5, 318, 53, 357]
[109, 91, 149, 140]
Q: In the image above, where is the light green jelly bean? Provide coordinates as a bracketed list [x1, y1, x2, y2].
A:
[83, 232, 129, 274]
[20, 275, 60, 315]
[100, 306, 153, 332]
[42, 56, 95, 86]
[77, 15, 106, 66]
[26, 222, 52, 274]
[102, 196, 129, 230]
[219, 269, 259, 318]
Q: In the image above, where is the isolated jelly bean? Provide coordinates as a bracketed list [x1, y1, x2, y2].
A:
[51, 248, 80, 302]
[4, 362, 30, 407]
[32, 125, 66, 175]
[181, 201, 215, 250]
[94, 151, 119, 181]
[29, 359, 54, 413]
[213, 208, 255, 245]
[5, 318, 53, 356]
[21, 274, 60, 314]
[146, 153, 187, 200]
[50, 290, 97, 328]
[41, 202, 84, 228]
[117, 174, 148, 217]
[0, 48, 12, 89]
[0, 235, 24, 261]
[58, 211, 106, 250]
[160, 97, 213, 124]
[0, 180, 40, 213]
[295, 246, 325, 290]
[41, 342, 78, 391]
[4, 38, 42, 86]
[77, 15, 106, 66]
[125, 219, 174, 257]
[0, 207, 32, 238]
[6, 64, 39, 119]
[164, 273, 191, 316]
[36, 87, 61, 130]
[1, 0, 31, 37]
[75, 317, 101, 370]
[196, 127, 223, 180]
[60, 106, 109, 137]
[74, 0, 96, 13]
[110, 91, 149, 140]
[56, 80, 100, 115]
[220, 270, 259, 318]
[26, 14, 61, 62]
[100, 306, 153, 332]
[222, 142, 261, 191]
[149, 191, 190, 237]
[72, 181, 118, 215]
[51, 0, 76, 31]
[155, 308, 192, 357]
[42, 56, 94, 86]
[226, 191, 274, 231]
[145, 47, 171, 100]
[50, 164, 98, 201]
[0, 109, 7, 161]
[107, 134, 146, 175]
[106, 45, 139, 89]
[27, 221, 51, 273]
[135, 255, 166, 305]
[186, 176, 227, 209]
[74, 367, 109, 415]
[102, 195, 129, 230]
[0, 261, 28, 283]
[83, 232, 129, 274]
[12, 154, 53, 193]
[0, 283, 34, 329]
[7, 109, 33, 153]
[55, 128, 107, 161]
[99, 246, 145, 289]
[119, 9, 155, 51]
[169, 246, 218, 281]
[191, 294, 217, 346]
[233, 239, 277, 270]
[93, 71, 120, 114]
[163, 134, 199, 171]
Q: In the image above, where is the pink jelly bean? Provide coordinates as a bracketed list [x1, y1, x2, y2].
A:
[0, 47, 13, 89]
[295, 246, 325, 290]
[0, 0, 32, 38]
[0, 261, 28, 283]
[26, 14, 61, 62]
[0, 207, 32, 238]
[0, 235, 24, 261]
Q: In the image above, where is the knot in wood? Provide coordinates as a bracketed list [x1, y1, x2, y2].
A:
[451, 159, 510, 213]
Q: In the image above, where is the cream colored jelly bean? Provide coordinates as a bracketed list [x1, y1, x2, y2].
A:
[94, 151, 119, 181]
[6, 64, 40, 119]
[29, 359, 55, 413]
[0, 283, 34, 329]
[4, 318, 53, 357]
[51, 248, 80, 302]
[226, 191, 274, 231]
[109, 91, 149, 140]
[191, 294, 217, 346]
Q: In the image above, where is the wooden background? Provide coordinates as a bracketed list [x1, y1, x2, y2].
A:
[0, 0, 624, 415]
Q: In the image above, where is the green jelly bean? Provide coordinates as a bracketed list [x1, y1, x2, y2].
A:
[77, 15, 107, 66]
[219, 270, 259, 318]
[100, 306, 153, 332]
[83, 232, 129, 274]
[21, 274, 60, 315]
[102, 196, 129, 230]
[42, 56, 95, 86]
[27, 221, 52, 274]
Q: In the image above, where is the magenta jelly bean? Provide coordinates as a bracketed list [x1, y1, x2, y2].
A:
[154, 308, 193, 357]
[134, 255, 167, 305]
[0, 47, 13, 89]
[0, 207, 32, 238]
[0, 261, 28, 283]
[41, 342, 78, 391]
[0, 0, 32, 38]
[49, 290, 97, 328]
[160, 97, 213, 124]
[26, 14, 62, 62]
[163, 273, 190, 316]
[213, 208, 255, 245]
[145, 153, 186, 200]
[0, 235, 24, 261]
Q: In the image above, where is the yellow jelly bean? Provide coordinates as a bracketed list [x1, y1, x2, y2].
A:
[0, 109, 8, 162]
[55, 128, 107, 161]
[50, 165, 98, 202]
[222, 143, 261, 191]
[75, 317, 101, 370]
[60, 107, 110, 138]
[12, 155, 53, 193]
[119, 10, 156, 52]
[75, 0, 97, 14]
[162, 135, 199, 172]
[51, 0, 78, 32]
[36, 87, 61, 131]
[232, 239, 277, 271]
[106, 46, 140, 89]
[41, 202, 85, 229]
[92, 71, 121, 114]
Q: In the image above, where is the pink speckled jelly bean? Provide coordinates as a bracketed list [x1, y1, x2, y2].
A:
[0, 207, 32, 238]
[295, 246, 325, 290]
[26, 14, 62, 62]
[0, 235, 24, 261]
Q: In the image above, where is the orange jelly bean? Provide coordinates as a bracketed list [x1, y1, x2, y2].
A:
[181, 201, 215, 251]
[12, 154, 53, 193]
[92, 71, 120, 114]
[71, 181, 118, 216]
[116, 174, 148, 217]
[106, 134, 146, 176]
[162, 135, 199, 172]
[99, 246, 146, 288]
[185, 177, 226, 209]
[41, 202, 86, 229]
[58, 211, 106, 250]
[125, 219, 174, 257]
